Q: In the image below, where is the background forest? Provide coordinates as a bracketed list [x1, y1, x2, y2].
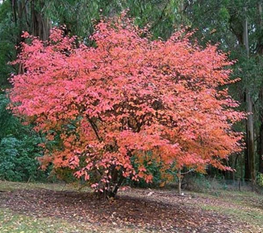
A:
[0, 0, 263, 190]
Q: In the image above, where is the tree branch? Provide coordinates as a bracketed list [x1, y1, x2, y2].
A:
[87, 117, 102, 142]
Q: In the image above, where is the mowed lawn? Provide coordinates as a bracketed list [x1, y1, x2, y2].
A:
[0, 181, 262, 233]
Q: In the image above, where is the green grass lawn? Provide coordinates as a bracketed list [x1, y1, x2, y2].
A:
[190, 190, 263, 230]
[0, 208, 91, 233]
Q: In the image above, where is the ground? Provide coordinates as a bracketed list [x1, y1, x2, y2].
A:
[0, 181, 262, 232]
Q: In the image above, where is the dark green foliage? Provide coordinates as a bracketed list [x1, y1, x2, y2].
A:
[0, 136, 45, 182]
[0, 2, 46, 182]
[53, 168, 78, 184]
[256, 173, 263, 187]
[0, 94, 21, 138]
[47, 0, 183, 40]
[129, 156, 163, 188]
[0, 94, 47, 182]
[0, 1, 16, 87]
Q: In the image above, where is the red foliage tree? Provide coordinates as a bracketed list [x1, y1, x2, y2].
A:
[9, 16, 244, 197]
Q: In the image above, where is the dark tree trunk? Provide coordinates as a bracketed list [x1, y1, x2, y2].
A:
[257, 2, 263, 175]
[243, 11, 255, 183]
[11, 0, 51, 44]
[97, 166, 125, 199]
[258, 87, 263, 174]
[10, 0, 51, 75]
[31, 0, 51, 41]
[244, 92, 255, 182]
[258, 123, 263, 173]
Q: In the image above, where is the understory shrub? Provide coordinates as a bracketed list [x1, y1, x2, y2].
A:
[0, 94, 47, 182]
[0, 136, 46, 181]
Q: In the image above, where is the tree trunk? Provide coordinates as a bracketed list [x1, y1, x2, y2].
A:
[257, 1, 263, 174]
[31, 0, 51, 41]
[11, 0, 51, 75]
[96, 166, 125, 199]
[243, 10, 255, 183]
[244, 92, 255, 182]
[178, 169, 182, 195]
[258, 124, 263, 173]
[258, 87, 263, 174]
[11, 0, 51, 43]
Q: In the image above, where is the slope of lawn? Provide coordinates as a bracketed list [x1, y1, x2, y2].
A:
[0, 181, 262, 233]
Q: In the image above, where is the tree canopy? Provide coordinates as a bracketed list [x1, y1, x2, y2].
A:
[9, 16, 244, 196]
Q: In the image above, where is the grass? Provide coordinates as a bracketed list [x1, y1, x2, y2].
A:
[0, 180, 86, 192]
[0, 207, 145, 233]
[189, 190, 263, 231]
[0, 208, 92, 233]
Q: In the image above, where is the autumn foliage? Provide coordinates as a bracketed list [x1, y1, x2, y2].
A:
[9, 16, 244, 196]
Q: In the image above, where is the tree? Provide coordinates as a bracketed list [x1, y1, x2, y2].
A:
[0, 0, 16, 87]
[9, 16, 244, 197]
[11, 0, 51, 41]
[46, 0, 188, 39]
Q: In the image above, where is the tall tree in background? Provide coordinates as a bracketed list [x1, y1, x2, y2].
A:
[182, 0, 263, 182]
[0, 0, 16, 87]
[11, 0, 51, 40]
[243, 6, 255, 182]
[46, 0, 188, 39]
[255, 1, 263, 174]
